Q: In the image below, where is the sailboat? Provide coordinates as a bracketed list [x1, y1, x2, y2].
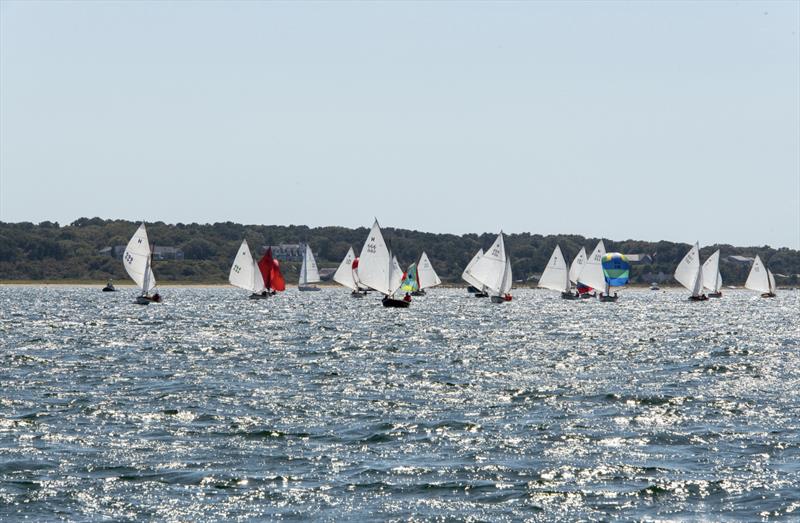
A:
[411, 252, 442, 296]
[228, 239, 269, 299]
[462, 232, 513, 303]
[569, 247, 593, 298]
[674, 242, 708, 301]
[745, 255, 777, 298]
[577, 240, 620, 302]
[357, 220, 408, 308]
[298, 244, 321, 291]
[333, 247, 367, 297]
[462, 249, 487, 296]
[538, 245, 576, 299]
[256, 247, 286, 296]
[702, 249, 723, 298]
[123, 223, 162, 305]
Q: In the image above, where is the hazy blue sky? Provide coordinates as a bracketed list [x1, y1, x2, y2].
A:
[1, 1, 798, 248]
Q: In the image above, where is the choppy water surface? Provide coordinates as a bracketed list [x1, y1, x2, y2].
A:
[1, 286, 799, 521]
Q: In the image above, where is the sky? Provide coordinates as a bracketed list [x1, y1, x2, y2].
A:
[1, 1, 798, 248]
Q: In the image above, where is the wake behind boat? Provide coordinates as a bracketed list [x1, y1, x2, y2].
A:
[123, 223, 162, 305]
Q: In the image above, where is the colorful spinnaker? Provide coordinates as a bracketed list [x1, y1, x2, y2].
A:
[601, 252, 630, 287]
[401, 263, 419, 292]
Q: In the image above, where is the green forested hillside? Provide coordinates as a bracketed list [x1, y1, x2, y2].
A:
[0, 218, 798, 285]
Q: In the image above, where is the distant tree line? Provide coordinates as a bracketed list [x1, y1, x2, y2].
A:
[0, 218, 798, 286]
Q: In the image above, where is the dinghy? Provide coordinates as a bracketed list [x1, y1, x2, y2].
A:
[412, 252, 442, 296]
[228, 239, 269, 299]
[577, 241, 615, 301]
[702, 249, 723, 298]
[674, 242, 708, 301]
[463, 232, 513, 303]
[298, 244, 321, 291]
[333, 247, 367, 297]
[123, 223, 162, 305]
[568, 247, 591, 298]
[600, 252, 630, 302]
[745, 255, 777, 298]
[102, 279, 116, 292]
[256, 247, 286, 297]
[539, 245, 576, 299]
[357, 220, 408, 307]
[462, 249, 487, 297]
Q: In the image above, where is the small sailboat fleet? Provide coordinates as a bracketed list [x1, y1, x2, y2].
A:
[461, 232, 513, 303]
[123, 223, 162, 305]
[356, 219, 409, 307]
[228, 241, 285, 298]
[745, 255, 777, 298]
[298, 244, 321, 291]
[674, 242, 708, 301]
[573, 240, 628, 302]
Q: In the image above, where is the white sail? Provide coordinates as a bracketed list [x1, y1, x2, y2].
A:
[538, 245, 570, 293]
[299, 244, 321, 285]
[123, 223, 157, 293]
[465, 232, 507, 295]
[674, 242, 703, 295]
[417, 252, 442, 290]
[702, 249, 722, 293]
[577, 240, 607, 293]
[252, 258, 265, 293]
[499, 256, 513, 295]
[357, 220, 394, 296]
[745, 255, 771, 293]
[229, 239, 257, 292]
[568, 247, 587, 285]
[389, 255, 403, 295]
[461, 249, 484, 289]
[333, 247, 358, 291]
[768, 269, 776, 293]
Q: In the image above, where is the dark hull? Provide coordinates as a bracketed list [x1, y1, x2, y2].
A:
[689, 295, 708, 301]
[761, 292, 776, 298]
[350, 291, 367, 298]
[298, 285, 321, 292]
[474, 292, 489, 298]
[598, 294, 618, 302]
[102, 286, 116, 292]
[466, 286, 480, 294]
[249, 292, 273, 300]
[411, 290, 426, 296]
[707, 292, 722, 298]
[561, 292, 579, 300]
[382, 296, 410, 308]
[580, 293, 595, 299]
[490, 295, 512, 303]
[135, 295, 161, 305]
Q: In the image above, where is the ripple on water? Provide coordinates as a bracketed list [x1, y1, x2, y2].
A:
[0, 286, 798, 520]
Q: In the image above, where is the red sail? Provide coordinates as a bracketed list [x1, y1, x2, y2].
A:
[257, 248, 273, 290]
[271, 259, 286, 291]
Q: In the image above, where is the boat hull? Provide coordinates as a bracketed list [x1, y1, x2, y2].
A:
[382, 296, 410, 308]
[707, 292, 722, 298]
[102, 286, 116, 292]
[561, 292, 579, 300]
[474, 292, 489, 298]
[248, 292, 273, 300]
[466, 286, 480, 294]
[688, 295, 708, 301]
[298, 285, 321, 292]
[411, 290, 426, 296]
[350, 291, 367, 298]
[599, 294, 618, 302]
[490, 295, 512, 304]
[761, 292, 776, 298]
[135, 294, 161, 305]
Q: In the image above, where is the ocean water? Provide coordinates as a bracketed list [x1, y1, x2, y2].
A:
[0, 286, 798, 521]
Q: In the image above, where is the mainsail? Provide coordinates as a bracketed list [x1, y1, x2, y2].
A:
[578, 240, 607, 294]
[702, 249, 722, 293]
[417, 252, 442, 290]
[464, 233, 508, 295]
[299, 244, 321, 285]
[568, 247, 587, 285]
[333, 247, 358, 291]
[229, 239, 257, 292]
[745, 255, 775, 294]
[539, 245, 570, 293]
[674, 242, 703, 296]
[357, 220, 401, 296]
[461, 249, 484, 290]
[123, 223, 157, 293]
